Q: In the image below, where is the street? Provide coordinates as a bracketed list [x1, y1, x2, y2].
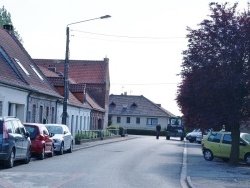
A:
[0, 136, 184, 188]
[1, 135, 250, 188]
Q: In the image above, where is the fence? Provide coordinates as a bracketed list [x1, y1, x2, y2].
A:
[75, 129, 121, 144]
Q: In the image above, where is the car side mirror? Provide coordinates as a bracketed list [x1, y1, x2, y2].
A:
[240, 141, 246, 146]
[64, 131, 67, 135]
[50, 133, 54, 137]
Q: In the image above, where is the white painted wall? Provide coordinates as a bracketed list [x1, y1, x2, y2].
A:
[56, 104, 91, 137]
[0, 85, 27, 122]
[111, 115, 169, 130]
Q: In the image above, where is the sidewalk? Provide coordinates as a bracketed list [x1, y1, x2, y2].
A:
[185, 142, 250, 188]
[72, 135, 135, 151]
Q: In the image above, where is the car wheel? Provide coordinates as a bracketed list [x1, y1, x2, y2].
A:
[5, 149, 15, 168]
[38, 147, 45, 160]
[166, 136, 170, 140]
[23, 147, 31, 164]
[59, 143, 64, 155]
[203, 149, 214, 161]
[244, 153, 250, 164]
[67, 142, 73, 153]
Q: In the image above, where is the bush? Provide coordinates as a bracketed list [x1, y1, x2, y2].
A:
[107, 125, 125, 136]
[127, 129, 166, 136]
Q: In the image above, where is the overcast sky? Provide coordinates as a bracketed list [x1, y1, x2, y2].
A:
[1, 0, 249, 116]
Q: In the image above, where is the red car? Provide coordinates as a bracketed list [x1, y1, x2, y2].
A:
[23, 123, 54, 160]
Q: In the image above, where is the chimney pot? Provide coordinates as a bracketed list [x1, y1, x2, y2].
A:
[3, 24, 13, 32]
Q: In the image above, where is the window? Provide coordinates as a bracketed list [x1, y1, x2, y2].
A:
[39, 106, 43, 123]
[136, 117, 140, 124]
[222, 134, 232, 144]
[51, 107, 55, 123]
[14, 58, 30, 76]
[32, 105, 36, 123]
[0, 101, 2, 116]
[117, 117, 121, 123]
[5, 121, 13, 133]
[126, 117, 130, 123]
[208, 133, 222, 143]
[30, 64, 44, 81]
[75, 116, 79, 133]
[71, 115, 74, 134]
[147, 118, 158, 125]
[12, 120, 21, 134]
[80, 116, 83, 130]
[46, 107, 49, 120]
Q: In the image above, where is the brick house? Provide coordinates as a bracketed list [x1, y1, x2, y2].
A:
[34, 58, 109, 129]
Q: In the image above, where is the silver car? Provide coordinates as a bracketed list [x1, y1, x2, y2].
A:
[45, 124, 73, 155]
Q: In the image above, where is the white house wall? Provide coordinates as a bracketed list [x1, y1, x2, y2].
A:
[111, 115, 169, 130]
[56, 104, 91, 138]
[0, 85, 27, 122]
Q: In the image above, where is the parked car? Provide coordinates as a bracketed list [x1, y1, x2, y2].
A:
[186, 129, 202, 143]
[202, 131, 250, 164]
[23, 123, 54, 160]
[45, 124, 73, 155]
[0, 116, 31, 168]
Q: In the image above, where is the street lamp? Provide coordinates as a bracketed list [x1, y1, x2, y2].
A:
[62, 15, 111, 125]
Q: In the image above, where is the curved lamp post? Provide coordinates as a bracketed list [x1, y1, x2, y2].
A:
[62, 15, 111, 125]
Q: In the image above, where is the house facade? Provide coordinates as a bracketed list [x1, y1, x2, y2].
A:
[109, 94, 175, 130]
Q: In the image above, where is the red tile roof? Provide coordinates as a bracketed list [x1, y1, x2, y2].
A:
[34, 58, 109, 84]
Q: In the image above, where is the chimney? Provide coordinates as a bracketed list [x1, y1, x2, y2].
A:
[3, 24, 13, 32]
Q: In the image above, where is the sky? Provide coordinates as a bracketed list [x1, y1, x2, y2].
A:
[1, 0, 249, 116]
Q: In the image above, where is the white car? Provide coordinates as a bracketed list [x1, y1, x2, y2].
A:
[45, 124, 73, 155]
[186, 129, 202, 143]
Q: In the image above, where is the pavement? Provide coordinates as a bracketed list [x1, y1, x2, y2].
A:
[72, 135, 250, 188]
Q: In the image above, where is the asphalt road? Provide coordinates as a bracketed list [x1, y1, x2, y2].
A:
[0, 136, 185, 188]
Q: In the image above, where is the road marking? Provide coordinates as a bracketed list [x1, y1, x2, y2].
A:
[180, 141, 189, 188]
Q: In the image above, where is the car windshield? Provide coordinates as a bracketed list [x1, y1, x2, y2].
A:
[24, 125, 38, 139]
[46, 126, 63, 134]
[242, 133, 250, 143]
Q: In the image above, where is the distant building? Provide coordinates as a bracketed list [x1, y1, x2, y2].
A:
[108, 94, 175, 130]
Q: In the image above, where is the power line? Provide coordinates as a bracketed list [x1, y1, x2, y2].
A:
[111, 82, 179, 86]
[71, 29, 186, 40]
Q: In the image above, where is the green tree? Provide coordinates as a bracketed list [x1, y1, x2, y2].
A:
[0, 6, 23, 43]
[177, 2, 250, 165]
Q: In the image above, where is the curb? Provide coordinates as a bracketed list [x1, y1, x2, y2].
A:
[72, 136, 135, 151]
[187, 176, 196, 188]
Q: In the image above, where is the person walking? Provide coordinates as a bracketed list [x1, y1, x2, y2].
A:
[156, 124, 161, 139]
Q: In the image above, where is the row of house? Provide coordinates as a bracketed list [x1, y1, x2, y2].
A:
[0, 24, 176, 136]
[0, 25, 109, 138]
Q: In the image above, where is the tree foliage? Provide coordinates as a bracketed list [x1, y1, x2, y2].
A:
[177, 2, 250, 165]
[0, 6, 23, 43]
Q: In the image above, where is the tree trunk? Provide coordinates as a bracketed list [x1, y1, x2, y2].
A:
[229, 123, 240, 165]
